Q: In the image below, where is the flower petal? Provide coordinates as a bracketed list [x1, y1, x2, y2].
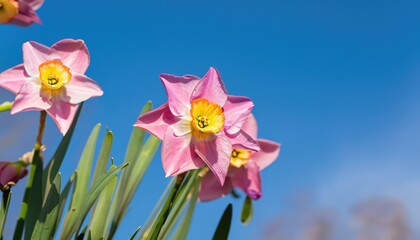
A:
[160, 73, 200, 117]
[22, 41, 59, 76]
[198, 172, 233, 202]
[230, 161, 262, 200]
[26, 0, 44, 11]
[240, 114, 258, 140]
[192, 67, 227, 107]
[223, 95, 254, 135]
[195, 134, 232, 185]
[46, 100, 78, 135]
[226, 129, 260, 152]
[134, 103, 177, 140]
[253, 139, 280, 171]
[0, 162, 28, 188]
[172, 117, 192, 137]
[52, 39, 90, 74]
[64, 73, 103, 104]
[9, 1, 41, 27]
[0, 64, 28, 94]
[162, 129, 204, 177]
[11, 82, 51, 114]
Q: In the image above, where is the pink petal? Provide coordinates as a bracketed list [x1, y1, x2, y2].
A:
[160, 74, 200, 117]
[11, 82, 51, 114]
[192, 67, 227, 107]
[52, 39, 90, 74]
[223, 95, 254, 135]
[0, 64, 28, 94]
[134, 103, 177, 140]
[226, 129, 260, 152]
[198, 172, 233, 202]
[0, 162, 28, 187]
[46, 100, 78, 135]
[23, 41, 59, 76]
[9, 2, 41, 27]
[172, 117, 192, 137]
[0, 162, 9, 169]
[162, 129, 204, 177]
[241, 114, 258, 139]
[25, 0, 44, 10]
[253, 139, 280, 171]
[195, 134, 232, 185]
[230, 161, 262, 200]
[64, 74, 103, 104]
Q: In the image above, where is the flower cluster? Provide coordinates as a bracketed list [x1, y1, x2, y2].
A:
[135, 67, 280, 201]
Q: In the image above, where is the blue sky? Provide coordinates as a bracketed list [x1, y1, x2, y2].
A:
[1, 0, 420, 239]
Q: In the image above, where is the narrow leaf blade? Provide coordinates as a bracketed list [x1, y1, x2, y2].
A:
[241, 196, 253, 225]
[212, 204, 233, 240]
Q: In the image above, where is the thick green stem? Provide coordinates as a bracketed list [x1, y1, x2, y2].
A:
[0, 102, 12, 113]
[145, 173, 186, 240]
[13, 111, 46, 240]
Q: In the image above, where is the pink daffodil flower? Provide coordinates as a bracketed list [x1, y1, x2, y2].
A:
[0, 0, 44, 26]
[0, 161, 28, 191]
[0, 39, 103, 135]
[198, 114, 280, 201]
[135, 67, 259, 185]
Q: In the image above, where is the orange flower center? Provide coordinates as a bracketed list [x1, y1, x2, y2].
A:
[230, 149, 252, 168]
[39, 60, 72, 90]
[0, 0, 19, 24]
[190, 98, 224, 139]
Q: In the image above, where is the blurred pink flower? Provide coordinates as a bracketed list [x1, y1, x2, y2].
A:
[0, 0, 44, 27]
[0, 39, 103, 135]
[0, 161, 28, 191]
[198, 114, 280, 201]
[135, 67, 259, 185]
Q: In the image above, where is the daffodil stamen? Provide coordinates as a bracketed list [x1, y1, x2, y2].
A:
[230, 149, 252, 168]
[190, 98, 224, 139]
[39, 59, 72, 90]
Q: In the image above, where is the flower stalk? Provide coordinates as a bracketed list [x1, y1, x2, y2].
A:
[145, 173, 186, 240]
[0, 189, 11, 238]
[13, 111, 46, 240]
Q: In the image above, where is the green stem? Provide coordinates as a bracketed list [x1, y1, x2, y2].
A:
[145, 173, 186, 240]
[13, 111, 46, 240]
[0, 102, 12, 113]
[0, 190, 11, 238]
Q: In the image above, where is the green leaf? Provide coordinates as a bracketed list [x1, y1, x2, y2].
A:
[123, 101, 152, 179]
[128, 226, 141, 240]
[138, 178, 176, 239]
[91, 130, 113, 187]
[241, 196, 253, 225]
[0, 190, 11, 237]
[74, 163, 129, 237]
[24, 150, 44, 240]
[60, 124, 101, 240]
[89, 130, 113, 223]
[159, 170, 200, 238]
[105, 101, 153, 239]
[107, 135, 160, 239]
[56, 172, 76, 236]
[171, 180, 200, 240]
[88, 164, 118, 240]
[43, 103, 83, 203]
[212, 204, 233, 240]
[32, 173, 61, 240]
